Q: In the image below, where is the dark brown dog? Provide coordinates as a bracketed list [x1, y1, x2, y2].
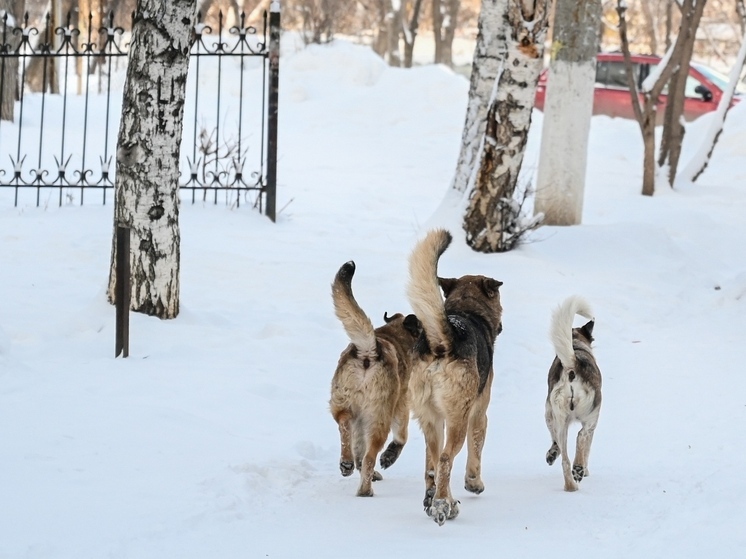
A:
[406, 229, 503, 525]
[545, 296, 602, 492]
[329, 261, 421, 497]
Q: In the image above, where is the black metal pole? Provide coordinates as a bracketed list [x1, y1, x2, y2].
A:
[115, 225, 130, 358]
[265, 1, 280, 222]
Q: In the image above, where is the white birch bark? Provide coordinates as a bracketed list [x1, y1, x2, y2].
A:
[534, 0, 602, 226]
[449, 0, 509, 195]
[106, 0, 196, 319]
[463, 0, 549, 253]
[679, 30, 746, 184]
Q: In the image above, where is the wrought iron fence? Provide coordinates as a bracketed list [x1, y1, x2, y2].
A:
[0, 6, 279, 220]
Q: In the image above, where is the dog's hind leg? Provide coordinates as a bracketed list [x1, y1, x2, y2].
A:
[332, 409, 355, 477]
[573, 408, 600, 482]
[544, 401, 560, 466]
[419, 415, 444, 511]
[429, 416, 468, 525]
[380, 396, 409, 470]
[555, 419, 577, 492]
[357, 423, 388, 497]
[465, 384, 491, 495]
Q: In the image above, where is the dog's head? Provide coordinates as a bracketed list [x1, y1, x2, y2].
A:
[383, 311, 423, 341]
[438, 275, 503, 337]
[573, 320, 595, 345]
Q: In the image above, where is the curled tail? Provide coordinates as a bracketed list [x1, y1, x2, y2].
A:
[332, 261, 377, 357]
[550, 295, 594, 369]
[407, 229, 453, 354]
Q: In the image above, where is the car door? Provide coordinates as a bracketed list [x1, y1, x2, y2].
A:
[681, 72, 719, 121]
[594, 60, 642, 120]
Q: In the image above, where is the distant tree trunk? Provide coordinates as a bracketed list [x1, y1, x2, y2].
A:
[534, 0, 602, 226]
[617, 0, 689, 196]
[433, 0, 444, 63]
[403, 0, 424, 68]
[657, 0, 707, 187]
[463, 0, 549, 253]
[386, 0, 402, 66]
[107, 0, 196, 319]
[440, 0, 460, 67]
[640, 0, 658, 54]
[0, 0, 23, 121]
[25, 3, 61, 94]
[450, 0, 509, 195]
[665, 0, 673, 49]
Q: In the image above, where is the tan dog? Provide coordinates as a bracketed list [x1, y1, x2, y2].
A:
[329, 261, 421, 497]
[406, 229, 503, 525]
[545, 295, 602, 492]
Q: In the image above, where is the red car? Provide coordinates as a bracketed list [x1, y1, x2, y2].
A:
[534, 52, 745, 122]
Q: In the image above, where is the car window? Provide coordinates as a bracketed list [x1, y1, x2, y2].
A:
[605, 61, 632, 89]
[595, 61, 608, 85]
[685, 75, 703, 98]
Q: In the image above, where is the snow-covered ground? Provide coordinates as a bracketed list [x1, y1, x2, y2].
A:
[2, 39, 746, 558]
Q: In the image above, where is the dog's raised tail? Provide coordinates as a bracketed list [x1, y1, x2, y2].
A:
[332, 261, 377, 357]
[550, 295, 594, 369]
[407, 229, 453, 354]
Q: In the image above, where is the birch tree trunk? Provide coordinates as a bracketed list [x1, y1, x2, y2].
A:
[533, 0, 602, 226]
[463, 0, 548, 253]
[450, 0, 509, 195]
[106, 0, 196, 319]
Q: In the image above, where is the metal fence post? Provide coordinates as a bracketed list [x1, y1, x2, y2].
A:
[265, 1, 280, 222]
[115, 225, 130, 358]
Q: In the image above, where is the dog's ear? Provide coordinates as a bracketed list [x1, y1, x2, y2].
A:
[581, 320, 595, 341]
[403, 314, 421, 337]
[383, 312, 402, 323]
[438, 277, 458, 298]
[481, 278, 503, 298]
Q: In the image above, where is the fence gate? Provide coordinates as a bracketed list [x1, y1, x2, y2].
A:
[0, 5, 279, 221]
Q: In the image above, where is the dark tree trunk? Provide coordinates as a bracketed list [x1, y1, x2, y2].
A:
[0, 0, 23, 121]
[403, 0, 424, 68]
[107, 0, 196, 319]
[440, 0, 460, 67]
[432, 0, 443, 63]
[658, 0, 707, 187]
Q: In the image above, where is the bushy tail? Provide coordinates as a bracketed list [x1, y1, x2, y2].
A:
[407, 229, 453, 353]
[332, 261, 377, 357]
[550, 295, 594, 369]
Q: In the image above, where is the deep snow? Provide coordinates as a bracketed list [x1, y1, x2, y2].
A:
[1, 39, 746, 558]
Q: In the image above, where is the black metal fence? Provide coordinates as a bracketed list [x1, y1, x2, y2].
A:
[0, 6, 279, 220]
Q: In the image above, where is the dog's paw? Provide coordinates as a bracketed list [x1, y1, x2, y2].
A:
[372, 470, 383, 482]
[572, 464, 585, 483]
[422, 486, 436, 509]
[427, 499, 459, 526]
[546, 444, 559, 466]
[379, 441, 404, 470]
[464, 475, 484, 495]
[356, 486, 374, 497]
[340, 460, 354, 477]
[564, 480, 579, 492]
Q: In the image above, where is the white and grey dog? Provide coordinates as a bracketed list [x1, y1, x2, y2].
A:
[544, 296, 602, 492]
